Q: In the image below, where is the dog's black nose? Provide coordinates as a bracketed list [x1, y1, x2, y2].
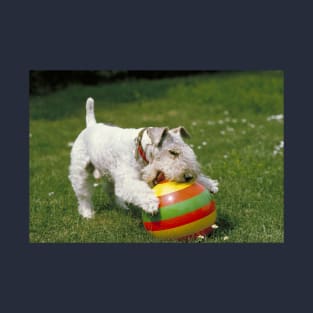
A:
[184, 173, 194, 182]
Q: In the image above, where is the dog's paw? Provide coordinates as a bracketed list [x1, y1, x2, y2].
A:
[142, 196, 160, 215]
[209, 180, 219, 194]
[78, 206, 95, 219]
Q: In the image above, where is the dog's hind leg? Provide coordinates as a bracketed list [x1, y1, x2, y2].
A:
[69, 135, 95, 218]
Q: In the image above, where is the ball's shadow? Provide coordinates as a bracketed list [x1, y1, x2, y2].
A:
[216, 211, 235, 231]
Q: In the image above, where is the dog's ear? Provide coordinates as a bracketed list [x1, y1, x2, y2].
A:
[147, 127, 169, 147]
[170, 126, 191, 139]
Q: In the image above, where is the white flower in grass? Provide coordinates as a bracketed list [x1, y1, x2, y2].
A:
[224, 110, 229, 115]
[190, 144, 194, 148]
[267, 114, 284, 121]
[202, 141, 207, 146]
[220, 130, 225, 135]
[207, 120, 216, 125]
[224, 154, 228, 159]
[93, 183, 100, 187]
[29, 133, 32, 138]
[241, 130, 246, 135]
[48, 192, 54, 197]
[196, 235, 205, 242]
[197, 145, 202, 150]
[211, 224, 219, 229]
[67, 142, 74, 147]
[218, 120, 224, 124]
[241, 118, 247, 123]
[248, 123, 255, 128]
[191, 121, 197, 126]
[273, 140, 284, 156]
[223, 236, 229, 241]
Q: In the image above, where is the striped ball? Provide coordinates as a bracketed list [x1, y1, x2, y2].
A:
[142, 181, 216, 240]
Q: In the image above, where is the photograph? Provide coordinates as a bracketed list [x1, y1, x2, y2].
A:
[29, 70, 284, 243]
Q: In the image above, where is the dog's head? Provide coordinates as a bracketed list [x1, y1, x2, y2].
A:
[140, 126, 201, 186]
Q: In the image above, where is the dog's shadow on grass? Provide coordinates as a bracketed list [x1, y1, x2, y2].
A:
[113, 204, 144, 221]
[95, 200, 143, 219]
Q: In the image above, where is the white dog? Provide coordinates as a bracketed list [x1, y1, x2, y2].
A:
[69, 98, 218, 218]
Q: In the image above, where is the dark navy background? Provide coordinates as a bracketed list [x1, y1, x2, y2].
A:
[1, 1, 312, 312]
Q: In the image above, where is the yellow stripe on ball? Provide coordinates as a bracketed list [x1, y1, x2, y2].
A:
[153, 181, 192, 197]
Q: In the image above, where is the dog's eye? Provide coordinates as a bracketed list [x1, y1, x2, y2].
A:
[169, 150, 179, 157]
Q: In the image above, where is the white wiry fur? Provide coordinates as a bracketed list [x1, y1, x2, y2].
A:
[69, 97, 219, 218]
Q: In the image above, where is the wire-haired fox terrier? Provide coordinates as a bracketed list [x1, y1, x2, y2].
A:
[69, 98, 219, 218]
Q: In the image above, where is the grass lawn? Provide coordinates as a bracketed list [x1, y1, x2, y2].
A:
[29, 71, 284, 243]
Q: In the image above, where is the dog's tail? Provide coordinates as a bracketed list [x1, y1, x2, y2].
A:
[86, 97, 97, 127]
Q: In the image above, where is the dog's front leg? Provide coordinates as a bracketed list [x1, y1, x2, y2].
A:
[114, 178, 159, 214]
[197, 174, 219, 194]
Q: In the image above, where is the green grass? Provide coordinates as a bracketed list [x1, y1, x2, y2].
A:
[29, 71, 284, 243]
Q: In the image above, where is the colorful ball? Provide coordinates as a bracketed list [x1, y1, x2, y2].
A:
[142, 181, 217, 240]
